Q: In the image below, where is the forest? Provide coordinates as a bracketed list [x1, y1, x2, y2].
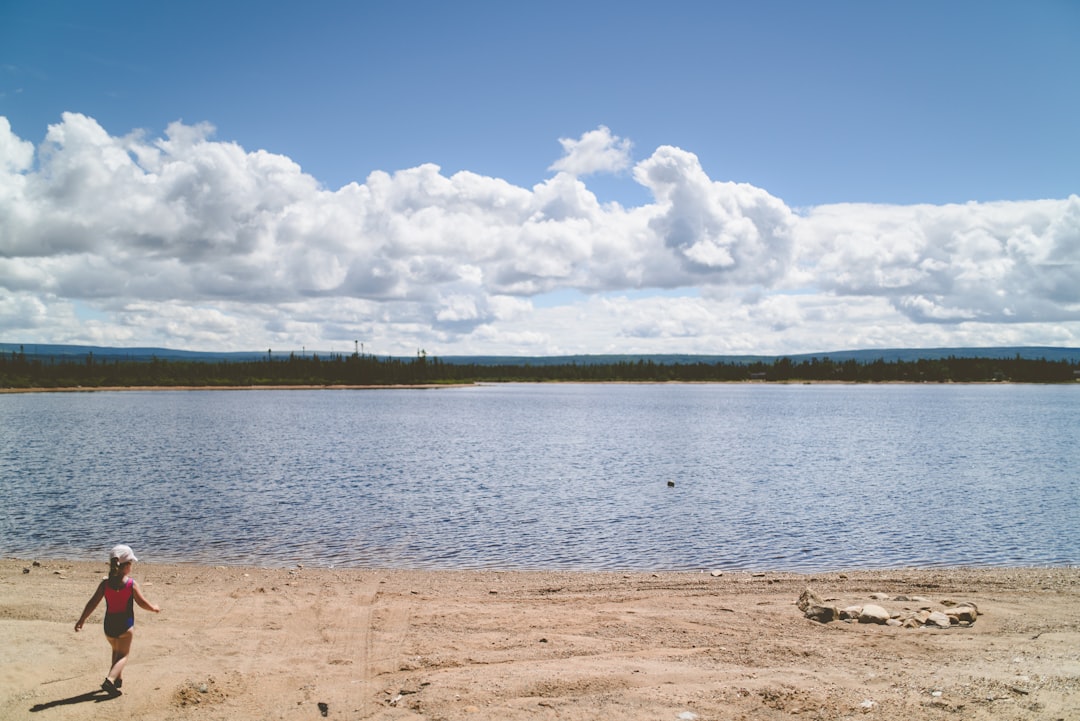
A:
[1, 347, 1078, 388]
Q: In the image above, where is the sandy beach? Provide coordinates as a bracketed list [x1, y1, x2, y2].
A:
[2, 559, 1077, 720]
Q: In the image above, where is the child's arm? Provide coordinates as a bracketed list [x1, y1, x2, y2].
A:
[75, 580, 107, 631]
[132, 581, 161, 613]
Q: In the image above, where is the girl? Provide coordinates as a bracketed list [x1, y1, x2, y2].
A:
[75, 544, 161, 694]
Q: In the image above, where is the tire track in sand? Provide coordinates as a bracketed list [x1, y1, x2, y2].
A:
[145, 567, 414, 718]
[310, 574, 414, 718]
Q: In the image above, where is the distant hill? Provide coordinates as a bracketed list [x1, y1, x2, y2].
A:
[3, 343, 1079, 365]
[0, 343, 269, 363]
[443, 347, 1080, 365]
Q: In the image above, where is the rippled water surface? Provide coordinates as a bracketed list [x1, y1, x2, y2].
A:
[2, 383, 1078, 571]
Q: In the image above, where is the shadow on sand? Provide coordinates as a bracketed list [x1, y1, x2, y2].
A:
[30, 687, 119, 712]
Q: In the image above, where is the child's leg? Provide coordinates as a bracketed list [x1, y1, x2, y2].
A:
[106, 631, 134, 683]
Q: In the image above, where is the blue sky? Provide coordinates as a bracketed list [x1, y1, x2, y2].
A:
[1, 1, 1078, 356]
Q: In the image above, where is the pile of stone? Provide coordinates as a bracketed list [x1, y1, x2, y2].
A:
[797, 587, 978, 628]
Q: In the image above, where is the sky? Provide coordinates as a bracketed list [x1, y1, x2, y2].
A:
[1, 1, 1078, 357]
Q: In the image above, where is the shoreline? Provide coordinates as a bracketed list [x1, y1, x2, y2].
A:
[7, 555, 1078, 580]
[3, 559, 1077, 720]
[5, 552, 1079, 574]
[3, 378, 1073, 394]
[0, 383, 467, 393]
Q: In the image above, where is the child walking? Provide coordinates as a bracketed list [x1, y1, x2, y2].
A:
[75, 544, 161, 695]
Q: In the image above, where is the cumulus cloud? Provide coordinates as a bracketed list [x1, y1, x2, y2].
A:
[797, 197, 1080, 324]
[0, 114, 1077, 354]
[634, 146, 796, 285]
[548, 125, 632, 177]
[0, 117, 33, 172]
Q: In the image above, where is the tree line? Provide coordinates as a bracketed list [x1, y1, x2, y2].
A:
[1, 347, 1078, 388]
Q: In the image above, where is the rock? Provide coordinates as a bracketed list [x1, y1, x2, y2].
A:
[805, 605, 839, 623]
[949, 604, 978, 623]
[793, 590, 980, 630]
[796, 588, 823, 612]
[840, 605, 863, 620]
[858, 604, 891, 624]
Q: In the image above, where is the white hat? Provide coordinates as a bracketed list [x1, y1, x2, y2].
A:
[110, 544, 138, 564]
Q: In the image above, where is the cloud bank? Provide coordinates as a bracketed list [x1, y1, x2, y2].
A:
[1, 114, 1077, 355]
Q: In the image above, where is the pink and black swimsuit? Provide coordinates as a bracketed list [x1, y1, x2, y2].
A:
[103, 578, 135, 638]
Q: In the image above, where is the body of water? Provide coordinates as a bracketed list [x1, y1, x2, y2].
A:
[1, 383, 1077, 572]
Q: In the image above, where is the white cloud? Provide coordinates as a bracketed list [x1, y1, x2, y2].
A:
[0, 114, 1078, 355]
[549, 125, 632, 177]
[0, 117, 34, 172]
[634, 146, 796, 284]
[797, 197, 1080, 324]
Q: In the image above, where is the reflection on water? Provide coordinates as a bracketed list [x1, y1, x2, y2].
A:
[2, 383, 1078, 571]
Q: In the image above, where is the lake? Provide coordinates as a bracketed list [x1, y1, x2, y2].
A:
[1, 383, 1078, 572]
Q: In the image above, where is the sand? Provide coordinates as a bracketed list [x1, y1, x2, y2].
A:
[2, 559, 1077, 721]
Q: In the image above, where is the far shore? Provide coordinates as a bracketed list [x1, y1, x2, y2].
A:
[0, 383, 466, 393]
[3, 378, 1069, 394]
